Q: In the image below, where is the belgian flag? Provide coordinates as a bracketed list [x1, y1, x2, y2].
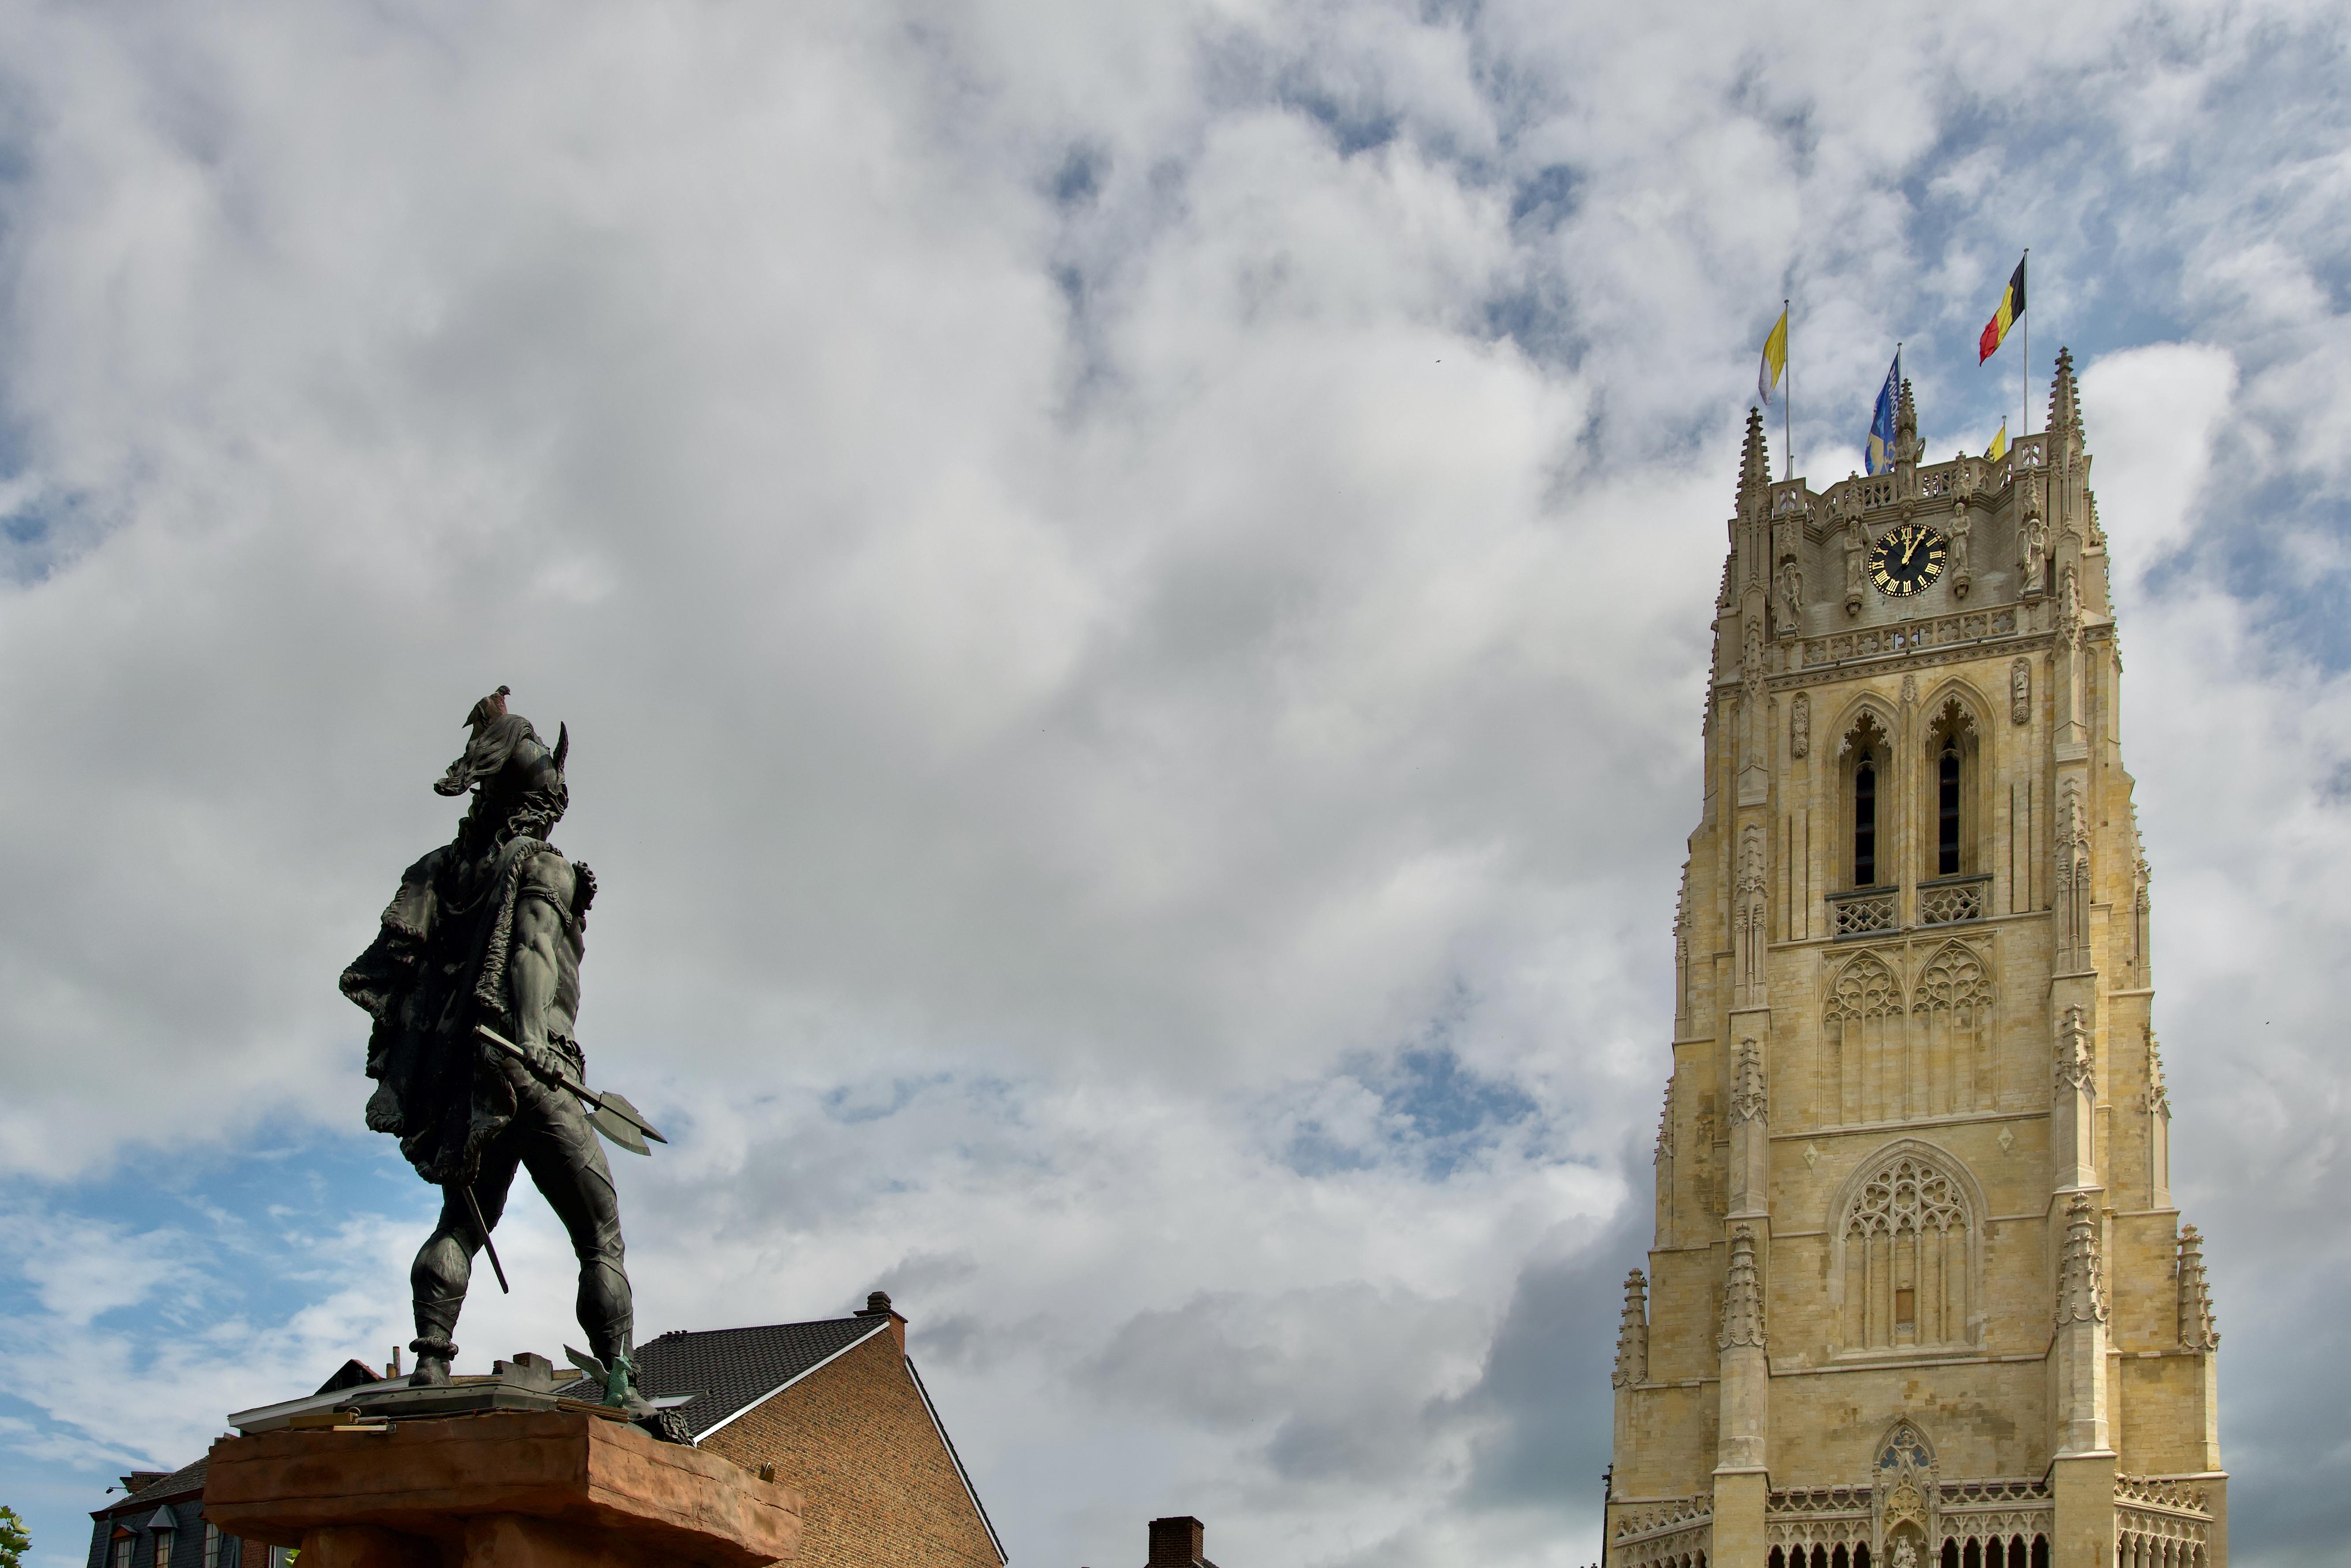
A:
[1978, 255, 2026, 363]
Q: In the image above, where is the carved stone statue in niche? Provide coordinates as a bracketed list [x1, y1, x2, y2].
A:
[1776, 557, 1803, 637]
[2010, 657, 2031, 724]
[1947, 502, 1972, 598]
[1843, 522, 1865, 616]
[1792, 691, 1811, 758]
[2060, 564, 2082, 636]
[2021, 514, 2048, 597]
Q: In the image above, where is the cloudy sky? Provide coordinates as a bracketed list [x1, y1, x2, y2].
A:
[1, 1, 2347, 1564]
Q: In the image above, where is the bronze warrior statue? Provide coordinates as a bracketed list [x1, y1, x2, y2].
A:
[341, 687, 663, 1422]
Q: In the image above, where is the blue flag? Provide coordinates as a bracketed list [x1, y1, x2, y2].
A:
[1865, 350, 1900, 475]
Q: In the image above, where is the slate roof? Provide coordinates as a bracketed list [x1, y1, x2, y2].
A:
[93, 1458, 208, 1520]
[555, 1314, 889, 1439]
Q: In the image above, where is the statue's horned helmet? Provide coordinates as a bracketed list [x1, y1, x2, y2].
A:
[435, 685, 568, 801]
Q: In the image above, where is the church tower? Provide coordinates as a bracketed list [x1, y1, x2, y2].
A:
[1606, 356, 2225, 1568]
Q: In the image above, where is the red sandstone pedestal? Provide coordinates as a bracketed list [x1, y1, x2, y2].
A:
[204, 1410, 801, 1568]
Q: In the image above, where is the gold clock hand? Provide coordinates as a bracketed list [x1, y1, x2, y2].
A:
[1901, 532, 1920, 564]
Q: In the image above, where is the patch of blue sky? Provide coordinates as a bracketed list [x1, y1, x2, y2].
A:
[0, 1131, 430, 1568]
[1275, 1019, 1545, 1184]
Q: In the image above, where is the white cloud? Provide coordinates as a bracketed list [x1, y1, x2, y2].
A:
[1, 0, 2349, 1565]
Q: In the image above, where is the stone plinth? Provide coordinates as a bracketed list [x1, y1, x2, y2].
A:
[205, 1410, 800, 1568]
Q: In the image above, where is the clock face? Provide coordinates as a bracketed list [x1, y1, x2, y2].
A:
[1869, 523, 1948, 598]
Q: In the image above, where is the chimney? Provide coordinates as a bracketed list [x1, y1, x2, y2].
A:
[854, 1289, 909, 1354]
[1147, 1516, 1205, 1568]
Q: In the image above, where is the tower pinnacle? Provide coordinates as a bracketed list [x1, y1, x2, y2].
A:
[2049, 346, 2083, 436]
[1737, 406, 1771, 511]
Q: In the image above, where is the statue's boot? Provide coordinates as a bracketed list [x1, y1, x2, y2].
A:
[410, 1289, 465, 1387]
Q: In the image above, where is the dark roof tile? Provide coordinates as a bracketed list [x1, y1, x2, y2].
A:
[556, 1315, 886, 1438]
[94, 1459, 207, 1519]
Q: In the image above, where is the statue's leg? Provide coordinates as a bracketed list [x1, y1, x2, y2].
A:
[407, 1137, 522, 1386]
[514, 1078, 634, 1371]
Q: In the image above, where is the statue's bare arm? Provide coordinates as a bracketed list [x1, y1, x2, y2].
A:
[510, 855, 576, 1058]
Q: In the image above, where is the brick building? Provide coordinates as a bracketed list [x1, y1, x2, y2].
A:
[84, 1362, 381, 1568]
[87, 1462, 235, 1568]
[573, 1292, 1005, 1568]
[1144, 1516, 1218, 1568]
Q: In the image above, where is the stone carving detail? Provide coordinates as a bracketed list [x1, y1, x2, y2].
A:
[1734, 824, 1768, 1004]
[1830, 887, 1896, 938]
[1826, 953, 1901, 1021]
[2056, 1193, 2109, 1326]
[1948, 503, 1971, 598]
[1803, 607, 2016, 668]
[1730, 1037, 1767, 1124]
[2010, 657, 2031, 724]
[2178, 1226, 2220, 1351]
[1916, 877, 1988, 925]
[1792, 691, 1811, 757]
[1654, 1079, 1675, 1164]
[2116, 1502, 2212, 1566]
[1822, 950, 1900, 1123]
[1839, 1148, 1976, 1348]
[1612, 1494, 1713, 1560]
[2021, 513, 2048, 598]
[2055, 1005, 2095, 1095]
[1900, 672, 1917, 705]
[1693, 1108, 1719, 1214]
[2055, 779, 2092, 969]
[1843, 511, 1866, 615]
[1910, 942, 1995, 1114]
[2059, 564, 2083, 639]
[1876, 1420, 1935, 1561]
[2147, 1028, 2170, 1117]
[1613, 1269, 1651, 1386]
[1777, 557, 1803, 638]
[1673, 864, 1693, 1035]
[1720, 1223, 1766, 1349]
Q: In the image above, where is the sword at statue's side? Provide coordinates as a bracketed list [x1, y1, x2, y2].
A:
[474, 1022, 670, 1154]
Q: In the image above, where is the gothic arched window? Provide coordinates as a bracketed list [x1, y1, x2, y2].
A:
[1937, 746, 1960, 874]
[1841, 711, 1892, 890]
[1857, 753, 1879, 885]
[1923, 698, 1981, 879]
[1830, 1143, 1983, 1353]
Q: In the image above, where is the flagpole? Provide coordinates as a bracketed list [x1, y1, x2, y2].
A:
[1784, 298, 1792, 482]
[2021, 249, 2030, 437]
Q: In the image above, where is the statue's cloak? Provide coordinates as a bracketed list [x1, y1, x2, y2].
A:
[340, 834, 561, 1187]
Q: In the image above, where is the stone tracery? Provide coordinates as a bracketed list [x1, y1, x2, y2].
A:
[1833, 1146, 1980, 1352]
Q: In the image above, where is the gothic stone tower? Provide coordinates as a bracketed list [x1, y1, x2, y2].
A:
[1606, 356, 2225, 1568]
